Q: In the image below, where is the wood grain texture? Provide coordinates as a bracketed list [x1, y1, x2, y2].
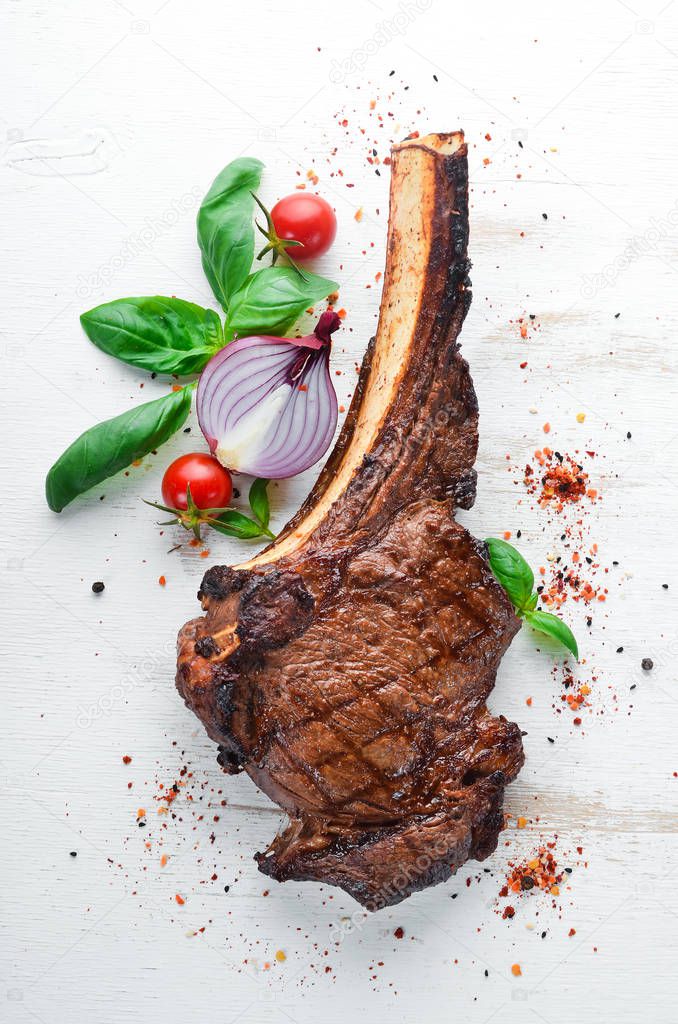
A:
[2, 0, 677, 1021]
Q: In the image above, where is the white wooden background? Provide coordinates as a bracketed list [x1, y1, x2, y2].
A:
[2, 0, 677, 1021]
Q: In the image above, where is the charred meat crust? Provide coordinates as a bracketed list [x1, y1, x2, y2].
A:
[236, 570, 315, 651]
[256, 772, 509, 910]
[175, 132, 524, 909]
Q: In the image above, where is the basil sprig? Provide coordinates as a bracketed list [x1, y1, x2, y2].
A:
[248, 477, 271, 531]
[485, 537, 579, 658]
[81, 297, 223, 375]
[45, 155, 340, 520]
[204, 479, 274, 540]
[225, 266, 338, 338]
[197, 157, 264, 309]
[46, 386, 193, 512]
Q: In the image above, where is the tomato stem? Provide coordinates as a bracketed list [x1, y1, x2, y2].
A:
[251, 192, 309, 281]
[143, 483, 274, 543]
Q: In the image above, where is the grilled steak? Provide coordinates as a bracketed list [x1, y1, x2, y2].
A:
[177, 132, 524, 909]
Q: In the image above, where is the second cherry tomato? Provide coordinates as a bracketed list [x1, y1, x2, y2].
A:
[161, 453, 232, 511]
[271, 193, 337, 260]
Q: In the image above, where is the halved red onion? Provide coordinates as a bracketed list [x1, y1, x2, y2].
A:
[196, 311, 340, 479]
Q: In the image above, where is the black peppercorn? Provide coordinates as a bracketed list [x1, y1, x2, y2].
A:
[92, 581, 105, 593]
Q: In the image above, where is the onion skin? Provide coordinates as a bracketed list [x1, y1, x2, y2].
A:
[197, 312, 341, 479]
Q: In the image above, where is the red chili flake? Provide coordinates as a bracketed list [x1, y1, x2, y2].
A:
[175, 893, 185, 905]
[122, 755, 132, 765]
[158, 575, 166, 586]
[501, 844, 564, 899]
[523, 450, 593, 511]
[394, 926, 404, 939]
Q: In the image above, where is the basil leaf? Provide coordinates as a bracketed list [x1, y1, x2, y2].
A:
[80, 297, 223, 375]
[197, 157, 264, 309]
[249, 478, 270, 529]
[46, 387, 192, 512]
[524, 609, 579, 659]
[485, 537, 535, 612]
[226, 266, 338, 337]
[208, 509, 271, 540]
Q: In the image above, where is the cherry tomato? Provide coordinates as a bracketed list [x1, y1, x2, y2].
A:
[161, 453, 232, 511]
[271, 193, 337, 260]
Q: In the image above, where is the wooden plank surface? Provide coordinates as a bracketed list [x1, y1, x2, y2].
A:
[2, 0, 677, 1020]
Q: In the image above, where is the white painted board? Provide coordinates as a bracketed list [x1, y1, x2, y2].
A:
[2, 0, 677, 1021]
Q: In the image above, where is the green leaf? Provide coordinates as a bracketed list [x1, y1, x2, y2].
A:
[524, 609, 579, 659]
[249, 477, 270, 529]
[197, 157, 264, 309]
[208, 509, 271, 540]
[46, 386, 192, 512]
[80, 297, 223, 375]
[485, 537, 535, 612]
[226, 266, 338, 337]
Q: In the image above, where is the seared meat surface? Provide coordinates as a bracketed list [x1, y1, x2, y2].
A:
[177, 132, 524, 909]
